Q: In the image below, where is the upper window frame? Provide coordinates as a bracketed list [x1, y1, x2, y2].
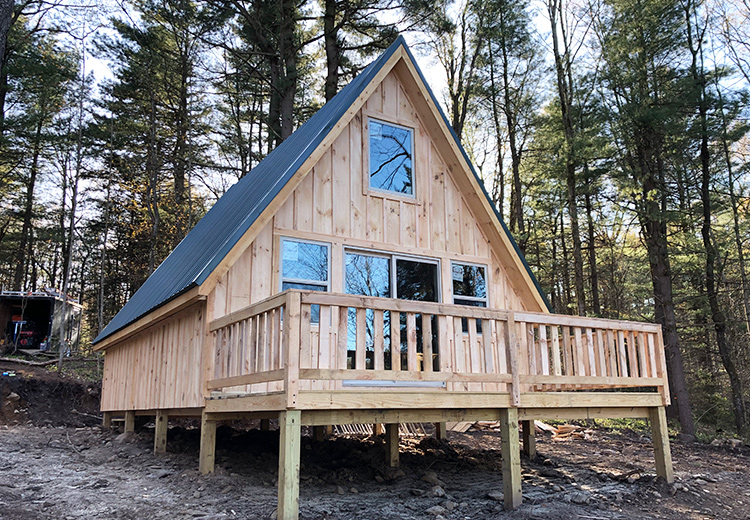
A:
[366, 116, 416, 200]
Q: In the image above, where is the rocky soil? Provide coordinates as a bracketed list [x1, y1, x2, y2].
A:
[1, 361, 749, 520]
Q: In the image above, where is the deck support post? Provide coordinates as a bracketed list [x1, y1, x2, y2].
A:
[521, 420, 536, 458]
[278, 410, 302, 520]
[102, 411, 112, 429]
[372, 423, 383, 436]
[385, 423, 399, 467]
[434, 422, 448, 440]
[260, 419, 271, 431]
[499, 408, 522, 510]
[199, 412, 217, 474]
[154, 410, 168, 454]
[124, 411, 135, 433]
[649, 406, 674, 483]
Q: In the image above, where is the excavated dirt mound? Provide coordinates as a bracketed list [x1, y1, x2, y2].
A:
[0, 361, 100, 427]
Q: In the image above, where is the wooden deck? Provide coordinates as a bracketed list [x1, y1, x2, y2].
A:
[105, 289, 674, 519]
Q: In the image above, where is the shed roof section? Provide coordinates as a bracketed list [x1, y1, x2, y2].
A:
[94, 36, 549, 346]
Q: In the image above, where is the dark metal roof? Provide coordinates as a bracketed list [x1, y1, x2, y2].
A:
[94, 36, 549, 345]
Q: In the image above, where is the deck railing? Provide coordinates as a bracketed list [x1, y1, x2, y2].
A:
[207, 290, 670, 406]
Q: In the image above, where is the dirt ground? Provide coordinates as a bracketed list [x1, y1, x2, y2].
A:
[1, 362, 749, 520]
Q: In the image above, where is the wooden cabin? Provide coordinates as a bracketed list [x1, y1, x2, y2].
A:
[94, 37, 673, 519]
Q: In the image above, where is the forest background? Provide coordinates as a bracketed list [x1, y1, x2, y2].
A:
[0, 0, 748, 441]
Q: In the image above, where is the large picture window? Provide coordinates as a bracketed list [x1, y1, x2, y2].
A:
[344, 249, 439, 373]
[369, 119, 414, 196]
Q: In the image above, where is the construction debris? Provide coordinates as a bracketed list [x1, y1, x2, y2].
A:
[462, 420, 594, 441]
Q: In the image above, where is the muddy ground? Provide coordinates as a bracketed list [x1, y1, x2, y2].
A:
[1, 361, 749, 520]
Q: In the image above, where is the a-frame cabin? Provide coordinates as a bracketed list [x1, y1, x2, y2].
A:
[94, 37, 673, 519]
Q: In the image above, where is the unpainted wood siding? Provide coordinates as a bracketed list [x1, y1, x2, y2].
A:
[211, 68, 531, 321]
[100, 302, 205, 411]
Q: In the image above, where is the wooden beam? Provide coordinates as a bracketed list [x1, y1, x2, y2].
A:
[93, 288, 205, 351]
[301, 408, 502, 426]
[434, 422, 447, 441]
[199, 413, 217, 474]
[277, 410, 302, 520]
[154, 410, 168, 455]
[518, 407, 650, 421]
[649, 406, 674, 483]
[299, 368, 511, 384]
[124, 411, 135, 433]
[102, 411, 112, 429]
[385, 423, 399, 468]
[521, 420, 536, 458]
[499, 408, 522, 510]
[207, 369, 286, 390]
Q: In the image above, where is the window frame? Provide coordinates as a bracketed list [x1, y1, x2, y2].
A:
[279, 237, 331, 293]
[366, 116, 416, 199]
[343, 247, 441, 302]
[450, 261, 489, 306]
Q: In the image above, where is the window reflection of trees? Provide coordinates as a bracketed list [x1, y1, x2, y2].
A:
[370, 121, 413, 194]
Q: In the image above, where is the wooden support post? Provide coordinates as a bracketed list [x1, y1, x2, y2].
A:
[199, 412, 217, 474]
[434, 422, 448, 441]
[521, 420, 536, 458]
[313, 425, 326, 442]
[278, 410, 302, 520]
[385, 423, 399, 468]
[102, 411, 112, 429]
[372, 423, 383, 436]
[499, 408, 522, 510]
[124, 410, 135, 433]
[154, 410, 168, 455]
[649, 406, 674, 483]
[260, 419, 271, 431]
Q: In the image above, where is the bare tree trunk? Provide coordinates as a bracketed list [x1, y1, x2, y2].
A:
[584, 165, 600, 315]
[13, 116, 43, 289]
[548, 0, 585, 315]
[146, 89, 160, 276]
[686, 3, 746, 434]
[323, 0, 339, 102]
[0, 0, 13, 136]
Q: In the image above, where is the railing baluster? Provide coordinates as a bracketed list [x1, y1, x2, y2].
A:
[637, 331, 648, 377]
[627, 331, 638, 377]
[561, 326, 573, 377]
[423, 314, 434, 372]
[617, 330, 628, 377]
[356, 307, 366, 370]
[606, 329, 616, 376]
[300, 304, 312, 371]
[574, 327, 585, 377]
[438, 315, 450, 373]
[406, 312, 418, 371]
[318, 305, 331, 370]
[596, 329, 607, 377]
[539, 325, 549, 377]
[586, 328, 596, 377]
[390, 311, 401, 371]
[468, 316, 480, 373]
[551, 326, 561, 377]
[374, 309, 385, 371]
[337, 306, 348, 371]
[647, 333, 658, 379]
[453, 316, 465, 373]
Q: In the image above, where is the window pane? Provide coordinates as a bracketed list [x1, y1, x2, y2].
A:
[452, 264, 487, 299]
[396, 259, 438, 302]
[345, 253, 390, 297]
[369, 120, 413, 195]
[282, 240, 328, 282]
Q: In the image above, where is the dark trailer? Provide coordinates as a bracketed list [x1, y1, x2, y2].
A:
[0, 289, 82, 353]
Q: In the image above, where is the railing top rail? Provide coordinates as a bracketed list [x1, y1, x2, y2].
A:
[299, 291, 513, 320]
[209, 291, 289, 332]
[513, 310, 662, 333]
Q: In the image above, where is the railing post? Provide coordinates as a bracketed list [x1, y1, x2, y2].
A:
[656, 327, 671, 406]
[284, 291, 302, 409]
[506, 311, 520, 407]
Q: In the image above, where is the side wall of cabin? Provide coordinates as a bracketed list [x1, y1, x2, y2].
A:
[100, 302, 205, 411]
